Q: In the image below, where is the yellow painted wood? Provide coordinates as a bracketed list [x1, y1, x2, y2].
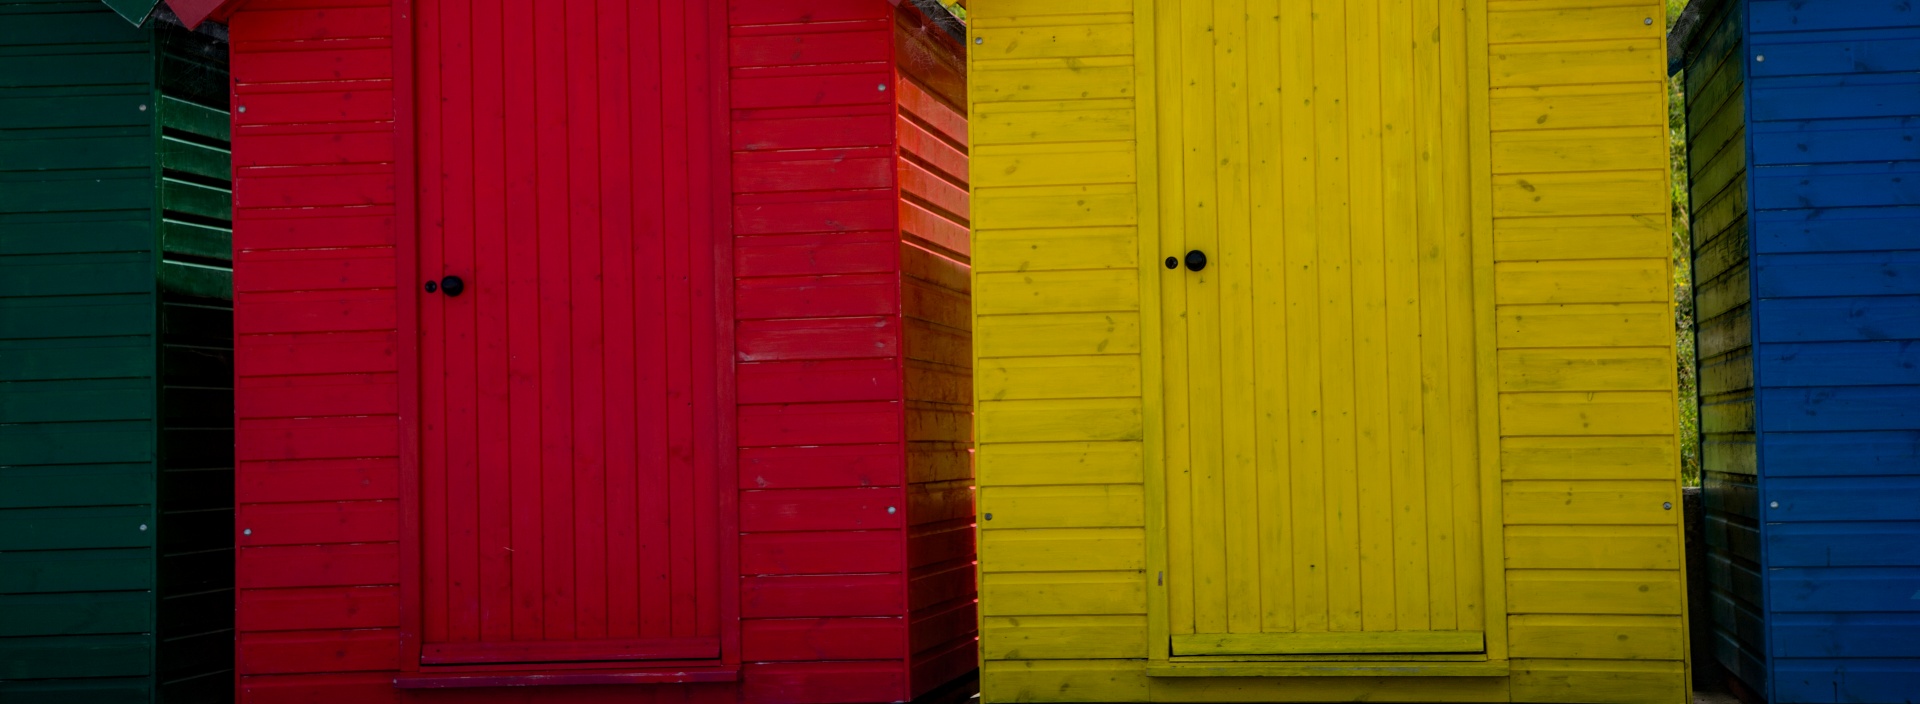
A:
[972, 99, 1136, 145]
[976, 441, 1144, 486]
[982, 572, 1148, 616]
[1497, 348, 1670, 392]
[1499, 436, 1677, 481]
[982, 528, 1147, 572]
[970, 0, 1686, 699]
[983, 615, 1149, 660]
[974, 227, 1137, 274]
[1493, 214, 1666, 262]
[1509, 660, 1686, 704]
[1170, 631, 1485, 656]
[1504, 526, 1680, 570]
[980, 485, 1145, 529]
[979, 356, 1142, 400]
[1502, 481, 1678, 526]
[975, 143, 1137, 187]
[1151, 676, 1510, 702]
[1507, 615, 1686, 661]
[1507, 570, 1683, 615]
[1488, 83, 1666, 132]
[1151, 661, 1508, 679]
[976, 312, 1140, 358]
[981, 660, 1149, 703]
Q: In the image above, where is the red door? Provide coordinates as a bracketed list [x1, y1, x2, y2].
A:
[414, 0, 723, 666]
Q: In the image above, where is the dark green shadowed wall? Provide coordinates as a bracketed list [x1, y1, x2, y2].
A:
[0, 2, 233, 701]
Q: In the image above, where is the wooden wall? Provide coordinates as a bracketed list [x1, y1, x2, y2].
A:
[228, 1, 974, 701]
[1740, 1, 1920, 700]
[1, 5, 234, 701]
[1, 4, 163, 699]
[968, 0, 1687, 701]
[1679, 0, 1764, 693]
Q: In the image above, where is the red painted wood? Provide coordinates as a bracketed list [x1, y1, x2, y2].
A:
[231, 0, 974, 701]
[413, 0, 723, 663]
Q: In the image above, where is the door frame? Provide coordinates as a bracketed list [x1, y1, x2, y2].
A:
[1132, 0, 1508, 671]
[391, 0, 741, 676]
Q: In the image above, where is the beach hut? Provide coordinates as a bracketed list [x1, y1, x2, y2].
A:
[967, 0, 1690, 702]
[1672, 1, 1920, 701]
[138, 0, 977, 701]
[0, 2, 235, 702]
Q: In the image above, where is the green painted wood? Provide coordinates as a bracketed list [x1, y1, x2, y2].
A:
[157, 259, 230, 298]
[2, 6, 234, 698]
[0, 218, 151, 256]
[0, 592, 153, 637]
[157, 177, 229, 221]
[0, 338, 152, 382]
[0, 549, 154, 594]
[159, 219, 229, 260]
[0, 465, 156, 509]
[155, 95, 227, 142]
[0, 634, 152, 680]
[157, 136, 229, 181]
[0, 379, 155, 423]
[0, 506, 155, 551]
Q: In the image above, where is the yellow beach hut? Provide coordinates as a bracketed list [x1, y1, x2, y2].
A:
[967, 0, 1691, 702]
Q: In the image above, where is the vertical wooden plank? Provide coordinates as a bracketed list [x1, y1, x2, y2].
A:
[397, 0, 427, 666]
[687, 0, 724, 641]
[632, 0, 672, 641]
[534, 0, 577, 640]
[1462, 0, 1504, 661]
[660, 0, 699, 638]
[1312, 0, 1362, 634]
[1179, 0, 1229, 637]
[472, 0, 514, 645]
[1379, 0, 1430, 634]
[1280, 0, 1328, 634]
[441, 0, 482, 645]
[1157, 0, 1198, 640]
[417, 0, 450, 647]
[1213, 0, 1261, 636]
[1439, 0, 1483, 635]
[1245, 0, 1295, 636]
[1136, 0, 1174, 664]
[1412, 0, 1457, 632]
[565, 0, 609, 640]
[1345, 0, 1396, 634]
[503, 0, 545, 643]
[597, 0, 640, 640]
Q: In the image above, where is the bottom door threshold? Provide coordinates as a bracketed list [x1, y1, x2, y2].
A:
[1147, 661, 1509, 678]
[394, 666, 740, 689]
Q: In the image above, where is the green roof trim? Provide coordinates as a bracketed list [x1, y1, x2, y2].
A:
[99, 0, 162, 26]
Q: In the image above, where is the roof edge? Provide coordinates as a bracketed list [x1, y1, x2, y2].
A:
[1667, 0, 1732, 76]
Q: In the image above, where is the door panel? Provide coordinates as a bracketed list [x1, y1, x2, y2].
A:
[417, 0, 722, 664]
[1159, 0, 1487, 656]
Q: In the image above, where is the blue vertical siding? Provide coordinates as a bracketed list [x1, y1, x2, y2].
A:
[1741, 0, 1920, 701]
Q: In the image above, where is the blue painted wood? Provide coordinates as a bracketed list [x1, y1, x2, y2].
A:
[1753, 206, 1920, 254]
[1764, 431, 1920, 477]
[1685, 0, 1920, 699]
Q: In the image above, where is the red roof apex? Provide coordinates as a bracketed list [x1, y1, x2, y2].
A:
[164, 0, 238, 28]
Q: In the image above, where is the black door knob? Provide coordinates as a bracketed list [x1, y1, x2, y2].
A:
[1184, 250, 1207, 272]
[439, 275, 464, 297]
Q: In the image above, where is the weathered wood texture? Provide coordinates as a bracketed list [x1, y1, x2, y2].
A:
[969, 0, 1686, 701]
[227, 0, 973, 701]
[1683, 1, 1920, 701]
[0, 3, 234, 701]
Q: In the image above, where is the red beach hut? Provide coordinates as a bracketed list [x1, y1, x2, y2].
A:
[181, 0, 975, 700]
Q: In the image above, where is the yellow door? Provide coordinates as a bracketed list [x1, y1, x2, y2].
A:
[1157, 0, 1490, 657]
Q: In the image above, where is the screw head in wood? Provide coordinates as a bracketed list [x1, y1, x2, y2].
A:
[975, 37, 983, 44]
[139, 524, 148, 531]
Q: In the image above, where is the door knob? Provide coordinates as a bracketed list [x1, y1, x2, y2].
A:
[437, 275, 464, 297]
[1184, 250, 1207, 272]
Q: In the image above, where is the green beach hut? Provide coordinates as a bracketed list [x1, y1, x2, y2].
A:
[1, 1, 234, 701]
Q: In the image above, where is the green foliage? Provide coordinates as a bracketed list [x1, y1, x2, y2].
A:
[1667, 0, 1700, 486]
